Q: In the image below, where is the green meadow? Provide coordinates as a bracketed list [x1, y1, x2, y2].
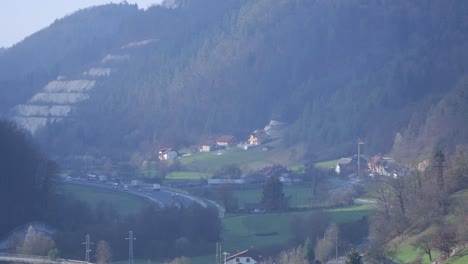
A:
[57, 183, 152, 215]
[178, 140, 303, 172]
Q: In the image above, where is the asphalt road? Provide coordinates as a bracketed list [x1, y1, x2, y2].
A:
[63, 179, 222, 214]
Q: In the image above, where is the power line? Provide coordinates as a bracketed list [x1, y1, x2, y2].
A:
[82, 234, 93, 263]
[357, 138, 365, 177]
[125, 230, 136, 264]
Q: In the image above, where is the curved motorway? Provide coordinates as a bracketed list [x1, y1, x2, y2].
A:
[64, 179, 224, 216]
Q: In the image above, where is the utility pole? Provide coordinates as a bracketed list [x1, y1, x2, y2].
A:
[357, 138, 365, 177]
[215, 242, 223, 264]
[433, 150, 445, 189]
[335, 230, 338, 263]
[222, 252, 229, 264]
[82, 234, 93, 263]
[126, 230, 136, 264]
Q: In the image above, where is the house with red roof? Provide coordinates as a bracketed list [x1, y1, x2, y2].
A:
[199, 140, 215, 152]
[216, 135, 236, 147]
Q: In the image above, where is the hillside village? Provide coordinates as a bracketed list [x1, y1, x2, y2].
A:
[1, 1, 468, 264]
[157, 120, 286, 161]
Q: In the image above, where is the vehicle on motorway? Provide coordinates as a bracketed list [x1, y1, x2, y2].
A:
[112, 177, 121, 184]
[87, 174, 97, 181]
[123, 185, 129, 191]
[152, 184, 161, 191]
[99, 175, 107, 182]
[131, 180, 141, 187]
[112, 182, 119, 189]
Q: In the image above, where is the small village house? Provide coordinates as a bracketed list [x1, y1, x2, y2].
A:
[225, 249, 263, 264]
[335, 158, 352, 174]
[158, 148, 178, 161]
[335, 156, 367, 175]
[368, 155, 388, 175]
[199, 140, 215, 152]
[263, 119, 286, 138]
[248, 129, 269, 145]
[216, 135, 236, 147]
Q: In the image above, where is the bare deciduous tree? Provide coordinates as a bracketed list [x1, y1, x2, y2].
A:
[431, 229, 457, 258]
[412, 234, 433, 261]
[96, 240, 112, 264]
[314, 224, 338, 263]
[278, 246, 308, 264]
[166, 256, 190, 264]
[17, 226, 55, 256]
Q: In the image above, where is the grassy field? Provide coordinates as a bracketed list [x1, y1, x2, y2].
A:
[315, 159, 339, 169]
[388, 190, 468, 264]
[110, 205, 374, 263]
[392, 236, 439, 264]
[233, 184, 317, 208]
[59, 181, 374, 263]
[389, 225, 434, 263]
[222, 205, 374, 252]
[445, 249, 468, 264]
[166, 171, 211, 179]
[222, 213, 296, 252]
[324, 205, 375, 223]
[179, 140, 303, 172]
[57, 184, 151, 215]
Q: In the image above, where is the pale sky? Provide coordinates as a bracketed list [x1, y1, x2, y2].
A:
[0, 0, 164, 48]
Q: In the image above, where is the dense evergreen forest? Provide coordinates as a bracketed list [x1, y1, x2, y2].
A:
[1, 0, 468, 163]
[0, 120, 54, 235]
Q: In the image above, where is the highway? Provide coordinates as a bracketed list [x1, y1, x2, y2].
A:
[63, 179, 224, 216]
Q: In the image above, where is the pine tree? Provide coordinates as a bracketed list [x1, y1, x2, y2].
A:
[261, 176, 287, 211]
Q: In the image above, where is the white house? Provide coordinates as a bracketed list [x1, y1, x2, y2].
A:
[158, 148, 178, 160]
[199, 140, 215, 152]
[225, 249, 263, 264]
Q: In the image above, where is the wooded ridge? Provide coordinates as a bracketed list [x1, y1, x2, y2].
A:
[1, 0, 467, 163]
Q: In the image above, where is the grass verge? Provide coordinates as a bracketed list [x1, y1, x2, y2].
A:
[166, 171, 211, 179]
[57, 184, 151, 215]
[233, 184, 318, 208]
[445, 249, 468, 264]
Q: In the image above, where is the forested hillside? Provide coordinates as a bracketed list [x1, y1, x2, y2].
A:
[0, 3, 139, 113]
[1, 0, 468, 163]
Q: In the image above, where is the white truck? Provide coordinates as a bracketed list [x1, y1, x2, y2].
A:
[99, 175, 107, 182]
[152, 184, 161, 191]
[130, 180, 141, 187]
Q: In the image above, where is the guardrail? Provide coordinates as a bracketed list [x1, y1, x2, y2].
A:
[0, 253, 90, 264]
[160, 186, 189, 195]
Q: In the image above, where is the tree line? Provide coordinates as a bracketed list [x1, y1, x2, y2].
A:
[10, 0, 467, 166]
[0, 119, 221, 262]
[366, 148, 468, 263]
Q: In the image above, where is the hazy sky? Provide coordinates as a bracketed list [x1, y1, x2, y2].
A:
[0, 0, 164, 48]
